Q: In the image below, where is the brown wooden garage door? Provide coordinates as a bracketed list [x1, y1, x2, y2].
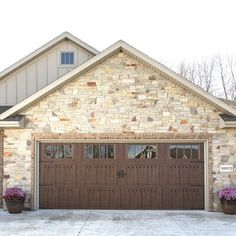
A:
[39, 143, 204, 209]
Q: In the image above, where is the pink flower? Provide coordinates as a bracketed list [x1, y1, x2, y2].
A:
[3, 187, 26, 201]
[219, 187, 236, 201]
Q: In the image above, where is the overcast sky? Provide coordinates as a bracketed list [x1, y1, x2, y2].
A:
[0, 0, 236, 72]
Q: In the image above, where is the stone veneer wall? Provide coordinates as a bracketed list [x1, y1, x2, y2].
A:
[212, 130, 236, 210]
[3, 129, 32, 209]
[2, 51, 236, 211]
[0, 129, 3, 208]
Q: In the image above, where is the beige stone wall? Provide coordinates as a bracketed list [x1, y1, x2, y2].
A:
[0, 129, 3, 208]
[212, 130, 236, 210]
[2, 51, 236, 210]
[22, 52, 220, 134]
[3, 129, 32, 208]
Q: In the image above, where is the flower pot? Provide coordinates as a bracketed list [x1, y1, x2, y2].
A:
[5, 200, 24, 214]
[220, 199, 236, 215]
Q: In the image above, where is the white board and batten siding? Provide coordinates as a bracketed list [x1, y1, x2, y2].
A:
[0, 40, 94, 105]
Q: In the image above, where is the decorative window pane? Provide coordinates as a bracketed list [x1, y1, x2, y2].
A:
[191, 144, 199, 159]
[169, 144, 200, 160]
[61, 52, 74, 65]
[170, 145, 177, 159]
[45, 144, 72, 159]
[184, 144, 192, 159]
[85, 144, 114, 159]
[69, 53, 73, 63]
[100, 145, 106, 158]
[61, 53, 66, 64]
[128, 144, 157, 159]
[85, 144, 93, 159]
[93, 145, 99, 159]
[177, 144, 184, 159]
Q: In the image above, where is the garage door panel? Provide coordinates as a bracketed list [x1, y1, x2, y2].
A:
[80, 188, 117, 209]
[40, 164, 76, 186]
[39, 188, 49, 209]
[191, 188, 204, 209]
[188, 165, 204, 185]
[163, 188, 192, 209]
[163, 188, 204, 209]
[126, 165, 160, 185]
[40, 188, 77, 209]
[83, 165, 117, 185]
[121, 188, 162, 209]
[40, 164, 54, 186]
[167, 164, 204, 185]
[54, 165, 75, 185]
[57, 188, 77, 209]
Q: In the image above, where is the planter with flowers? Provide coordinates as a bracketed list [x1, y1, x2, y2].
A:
[219, 187, 236, 215]
[3, 187, 26, 214]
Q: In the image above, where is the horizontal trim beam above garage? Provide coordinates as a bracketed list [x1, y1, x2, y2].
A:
[37, 139, 209, 143]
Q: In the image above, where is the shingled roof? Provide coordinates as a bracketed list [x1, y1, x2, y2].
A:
[0, 106, 13, 114]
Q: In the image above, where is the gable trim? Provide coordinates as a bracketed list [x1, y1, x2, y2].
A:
[0, 32, 99, 80]
[0, 40, 236, 120]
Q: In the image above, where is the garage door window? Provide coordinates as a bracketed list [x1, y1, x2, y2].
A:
[85, 144, 114, 159]
[128, 144, 157, 159]
[170, 144, 199, 160]
[45, 144, 72, 159]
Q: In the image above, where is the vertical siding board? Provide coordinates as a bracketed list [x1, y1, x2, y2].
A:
[77, 47, 90, 66]
[47, 51, 58, 83]
[58, 68, 69, 77]
[27, 63, 37, 96]
[6, 76, 17, 104]
[37, 57, 47, 90]
[17, 69, 27, 103]
[0, 81, 7, 105]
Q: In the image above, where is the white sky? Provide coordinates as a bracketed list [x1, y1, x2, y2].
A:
[0, 0, 236, 71]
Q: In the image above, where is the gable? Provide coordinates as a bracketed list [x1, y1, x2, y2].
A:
[17, 52, 221, 133]
[0, 40, 236, 121]
[0, 32, 98, 106]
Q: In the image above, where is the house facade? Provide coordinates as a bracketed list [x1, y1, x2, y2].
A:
[0, 32, 236, 211]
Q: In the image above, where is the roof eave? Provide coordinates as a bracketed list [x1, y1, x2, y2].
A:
[220, 122, 236, 128]
[219, 116, 236, 128]
[0, 120, 24, 128]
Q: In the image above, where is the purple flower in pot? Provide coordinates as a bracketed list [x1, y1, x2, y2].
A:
[3, 187, 26, 213]
[219, 187, 236, 215]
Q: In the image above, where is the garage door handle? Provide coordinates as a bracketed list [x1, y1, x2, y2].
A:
[120, 170, 127, 178]
[117, 170, 127, 178]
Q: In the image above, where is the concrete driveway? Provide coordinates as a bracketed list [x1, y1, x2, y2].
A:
[0, 210, 236, 236]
